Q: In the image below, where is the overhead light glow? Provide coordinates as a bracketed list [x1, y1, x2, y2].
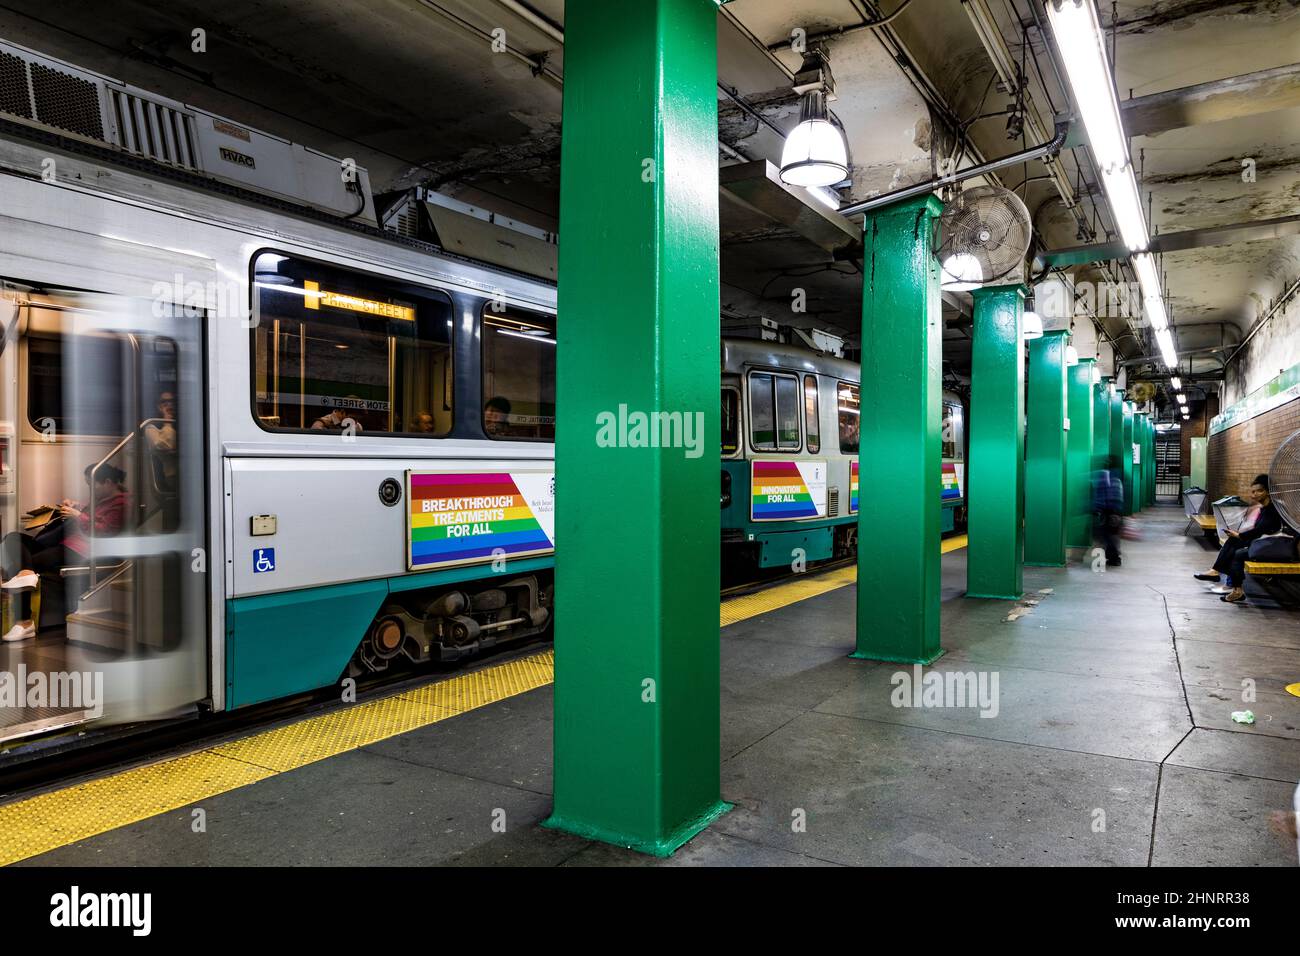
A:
[941, 253, 984, 291]
[1101, 165, 1150, 252]
[1023, 310, 1044, 340]
[1046, 0, 1129, 174]
[1180, 405, 1189, 414]
[1156, 327, 1177, 367]
[780, 91, 849, 188]
[807, 185, 841, 210]
[1047, 1, 1152, 255]
[1170, 376, 1182, 390]
[1176, 393, 1186, 404]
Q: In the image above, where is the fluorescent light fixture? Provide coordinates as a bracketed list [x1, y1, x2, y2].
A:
[1066, 345, 1080, 366]
[1046, 0, 1129, 174]
[1176, 393, 1186, 404]
[1180, 405, 1189, 414]
[1170, 376, 1182, 389]
[1047, 1, 1152, 254]
[780, 91, 849, 188]
[1102, 165, 1150, 252]
[1023, 310, 1044, 339]
[941, 253, 984, 291]
[807, 185, 841, 210]
[1156, 328, 1177, 367]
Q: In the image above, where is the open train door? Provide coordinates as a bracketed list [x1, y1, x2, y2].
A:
[11, 289, 209, 731]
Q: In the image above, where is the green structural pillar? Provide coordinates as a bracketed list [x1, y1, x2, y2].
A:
[854, 194, 944, 664]
[1025, 330, 1069, 566]
[547, 0, 728, 855]
[1121, 402, 1135, 515]
[1136, 414, 1149, 510]
[967, 284, 1026, 600]
[1065, 359, 1096, 549]
[1147, 417, 1157, 505]
[1093, 378, 1112, 469]
[1108, 385, 1124, 485]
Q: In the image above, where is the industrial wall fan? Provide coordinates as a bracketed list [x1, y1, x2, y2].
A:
[1269, 428, 1300, 531]
[937, 185, 1033, 289]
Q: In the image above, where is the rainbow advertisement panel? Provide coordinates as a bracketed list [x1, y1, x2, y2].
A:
[941, 461, 965, 501]
[751, 459, 828, 521]
[407, 470, 555, 571]
[849, 460, 859, 514]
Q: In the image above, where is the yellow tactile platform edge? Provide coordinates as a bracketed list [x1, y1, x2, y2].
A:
[0, 650, 555, 866]
[0, 539, 971, 865]
[718, 535, 967, 627]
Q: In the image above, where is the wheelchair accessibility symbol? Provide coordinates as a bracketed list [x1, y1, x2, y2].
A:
[253, 548, 276, 573]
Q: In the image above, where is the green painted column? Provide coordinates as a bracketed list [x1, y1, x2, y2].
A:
[1093, 378, 1112, 468]
[1121, 402, 1135, 515]
[1025, 330, 1069, 566]
[967, 284, 1025, 600]
[1137, 414, 1149, 510]
[1108, 385, 1124, 483]
[1065, 359, 1096, 549]
[547, 0, 728, 856]
[854, 194, 944, 664]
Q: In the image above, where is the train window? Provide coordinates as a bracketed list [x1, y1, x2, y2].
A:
[481, 306, 556, 440]
[750, 373, 775, 449]
[804, 375, 820, 454]
[942, 402, 963, 459]
[749, 371, 800, 451]
[721, 388, 740, 455]
[27, 331, 129, 436]
[838, 381, 860, 454]
[251, 252, 453, 436]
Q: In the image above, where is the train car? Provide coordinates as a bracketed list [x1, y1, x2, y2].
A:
[0, 120, 556, 751]
[721, 339, 967, 570]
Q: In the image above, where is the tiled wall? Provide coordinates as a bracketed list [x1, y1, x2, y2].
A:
[1207, 396, 1300, 498]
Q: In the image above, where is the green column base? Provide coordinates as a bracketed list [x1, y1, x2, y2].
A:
[542, 800, 732, 857]
[964, 591, 1023, 601]
[850, 648, 946, 666]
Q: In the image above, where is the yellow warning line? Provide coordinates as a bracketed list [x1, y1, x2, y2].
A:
[0, 539, 972, 865]
[719, 535, 967, 627]
[0, 651, 555, 866]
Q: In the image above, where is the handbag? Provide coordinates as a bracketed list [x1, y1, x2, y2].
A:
[1247, 535, 1299, 563]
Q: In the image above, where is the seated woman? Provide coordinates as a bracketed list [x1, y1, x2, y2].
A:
[1194, 474, 1296, 604]
[1, 464, 131, 642]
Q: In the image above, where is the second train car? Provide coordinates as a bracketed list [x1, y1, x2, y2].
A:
[721, 338, 967, 570]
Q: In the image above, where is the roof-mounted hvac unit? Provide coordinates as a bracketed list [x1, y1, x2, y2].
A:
[0, 39, 375, 224]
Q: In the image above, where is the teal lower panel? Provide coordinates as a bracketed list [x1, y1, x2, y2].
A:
[941, 507, 955, 534]
[226, 580, 390, 709]
[225, 557, 556, 709]
[756, 527, 834, 568]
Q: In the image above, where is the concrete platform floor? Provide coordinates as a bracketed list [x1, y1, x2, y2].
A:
[19, 505, 1300, 866]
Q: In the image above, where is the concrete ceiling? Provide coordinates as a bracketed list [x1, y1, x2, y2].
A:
[1, 0, 1296, 389]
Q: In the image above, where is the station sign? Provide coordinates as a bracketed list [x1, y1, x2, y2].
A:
[750, 459, 827, 521]
[406, 470, 555, 571]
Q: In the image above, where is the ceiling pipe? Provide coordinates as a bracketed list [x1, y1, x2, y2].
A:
[839, 121, 1069, 217]
[491, 0, 565, 46]
[1225, 275, 1300, 368]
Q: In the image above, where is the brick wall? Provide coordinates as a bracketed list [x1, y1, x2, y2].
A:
[1206, 395, 1300, 499]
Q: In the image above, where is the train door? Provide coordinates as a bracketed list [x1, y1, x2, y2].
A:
[0, 287, 207, 745]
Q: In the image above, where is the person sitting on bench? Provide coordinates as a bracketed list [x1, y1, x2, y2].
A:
[0, 463, 131, 642]
[1194, 474, 1295, 604]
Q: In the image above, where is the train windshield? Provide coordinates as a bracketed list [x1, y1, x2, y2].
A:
[252, 252, 454, 435]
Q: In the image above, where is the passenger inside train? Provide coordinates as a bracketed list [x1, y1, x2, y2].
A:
[1, 463, 130, 641]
